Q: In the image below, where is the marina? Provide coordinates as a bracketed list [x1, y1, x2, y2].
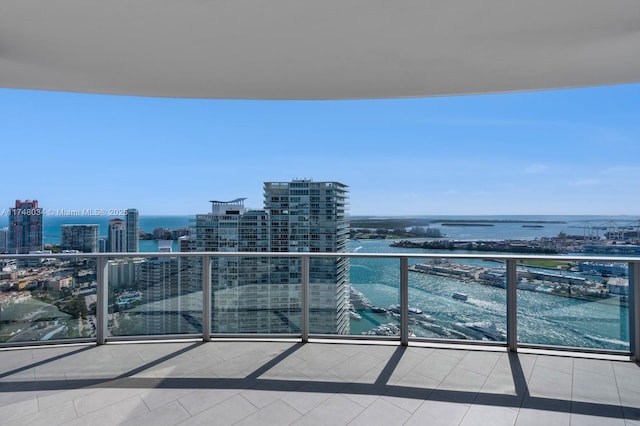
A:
[349, 226, 634, 350]
[407, 259, 619, 302]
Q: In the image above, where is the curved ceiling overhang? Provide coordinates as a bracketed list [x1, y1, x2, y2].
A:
[1, 0, 639, 99]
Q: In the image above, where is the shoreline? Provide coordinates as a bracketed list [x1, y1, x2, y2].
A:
[390, 239, 560, 254]
[407, 262, 627, 307]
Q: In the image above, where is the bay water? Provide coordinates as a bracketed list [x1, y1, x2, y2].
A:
[2, 214, 636, 350]
[349, 238, 629, 350]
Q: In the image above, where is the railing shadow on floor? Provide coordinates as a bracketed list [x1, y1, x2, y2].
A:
[1, 341, 639, 420]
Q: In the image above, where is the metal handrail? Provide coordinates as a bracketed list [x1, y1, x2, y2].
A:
[2, 252, 640, 261]
[1, 251, 638, 360]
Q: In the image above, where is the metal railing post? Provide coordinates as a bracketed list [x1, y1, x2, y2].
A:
[301, 255, 309, 343]
[400, 257, 409, 346]
[5, 250, 640, 357]
[506, 259, 518, 352]
[630, 261, 640, 362]
[96, 257, 108, 345]
[203, 256, 212, 342]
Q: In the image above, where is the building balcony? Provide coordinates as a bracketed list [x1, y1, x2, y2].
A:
[1, 251, 640, 424]
[3, 338, 640, 425]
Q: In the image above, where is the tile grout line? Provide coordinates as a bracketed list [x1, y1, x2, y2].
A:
[468, 352, 514, 424]
[569, 357, 575, 424]
[279, 393, 309, 418]
[175, 398, 194, 423]
[610, 360, 628, 423]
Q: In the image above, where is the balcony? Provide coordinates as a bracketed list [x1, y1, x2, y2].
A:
[1, 251, 640, 424]
[3, 2, 640, 423]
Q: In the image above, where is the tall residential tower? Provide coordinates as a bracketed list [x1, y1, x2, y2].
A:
[61, 224, 99, 253]
[192, 180, 350, 335]
[126, 208, 139, 252]
[0, 227, 8, 254]
[195, 199, 275, 333]
[8, 200, 43, 254]
[264, 179, 350, 334]
[107, 218, 126, 252]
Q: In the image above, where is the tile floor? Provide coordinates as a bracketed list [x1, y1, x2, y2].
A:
[1, 340, 639, 425]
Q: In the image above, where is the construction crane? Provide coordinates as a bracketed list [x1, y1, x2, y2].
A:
[568, 219, 640, 241]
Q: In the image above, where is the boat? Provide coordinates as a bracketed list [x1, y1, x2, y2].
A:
[409, 306, 423, 315]
[453, 321, 506, 341]
[452, 292, 468, 301]
[362, 323, 400, 336]
[388, 304, 424, 315]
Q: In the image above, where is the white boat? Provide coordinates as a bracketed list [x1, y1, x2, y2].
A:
[452, 292, 468, 301]
[454, 321, 506, 341]
[388, 304, 424, 315]
[409, 306, 423, 315]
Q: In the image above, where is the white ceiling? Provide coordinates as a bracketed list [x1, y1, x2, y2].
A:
[1, 0, 639, 99]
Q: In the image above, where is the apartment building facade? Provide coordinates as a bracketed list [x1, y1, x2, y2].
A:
[190, 180, 350, 334]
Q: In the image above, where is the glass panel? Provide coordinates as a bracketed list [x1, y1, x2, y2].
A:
[210, 256, 301, 334]
[308, 255, 351, 335]
[348, 256, 401, 338]
[108, 255, 203, 336]
[0, 255, 97, 343]
[517, 259, 629, 351]
[408, 257, 507, 342]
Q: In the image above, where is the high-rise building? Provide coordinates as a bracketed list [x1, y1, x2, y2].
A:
[195, 199, 276, 333]
[107, 258, 143, 287]
[178, 234, 201, 293]
[178, 234, 196, 252]
[98, 238, 107, 253]
[140, 241, 188, 335]
[0, 227, 8, 254]
[107, 218, 126, 252]
[126, 208, 139, 252]
[194, 180, 350, 335]
[264, 179, 350, 334]
[8, 200, 43, 254]
[61, 224, 99, 253]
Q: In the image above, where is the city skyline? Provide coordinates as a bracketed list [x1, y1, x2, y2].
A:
[2, 84, 639, 216]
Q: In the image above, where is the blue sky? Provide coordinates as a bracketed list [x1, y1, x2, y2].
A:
[1, 84, 639, 216]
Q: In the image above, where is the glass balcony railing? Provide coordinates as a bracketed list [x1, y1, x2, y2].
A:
[407, 257, 507, 343]
[0, 252, 638, 360]
[348, 256, 401, 339]
[516, 259, 630, 350]
[108, 255, 204, 337]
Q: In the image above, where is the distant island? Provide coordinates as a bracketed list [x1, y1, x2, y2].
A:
[352, 227, 443, 240]
[440, 223, 494, 227]
[349, 217, 567, 240]
[390, 239, 560, 254]
[429, 219, 566, 224]
[350, 218, 566, 229]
